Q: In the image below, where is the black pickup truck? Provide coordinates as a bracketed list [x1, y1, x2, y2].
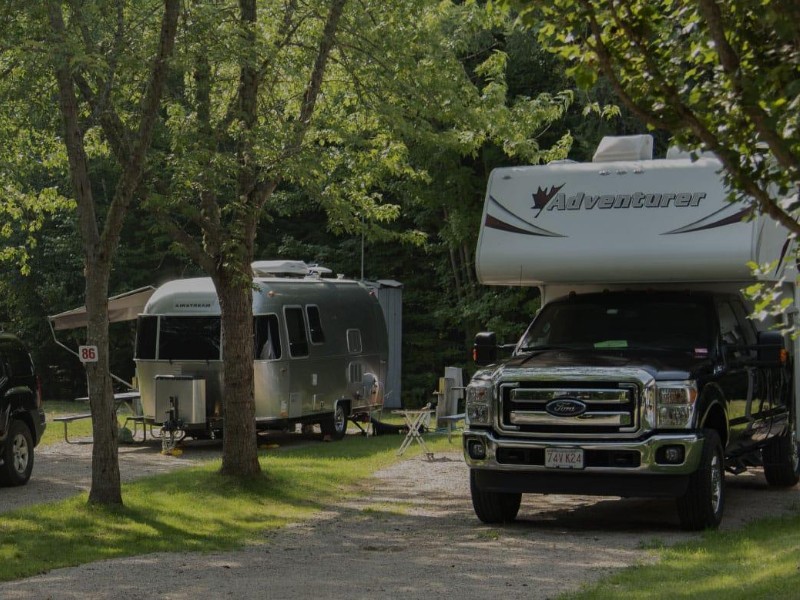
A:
[0, 333, 46, 486]
[464, 290, 799, 530]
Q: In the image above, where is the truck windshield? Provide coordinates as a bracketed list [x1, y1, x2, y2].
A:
[518, 296, 713, 352]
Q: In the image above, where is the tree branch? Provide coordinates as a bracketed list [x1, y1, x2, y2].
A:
[99, 0, 180, 259]
[159, 215, 218, 274]
[579, 1, 800, 236]
[73, 72, 132, 161]
[698, 0, 798, 177]
[283, 0, 347, 158]
[47, 1, 101, 257]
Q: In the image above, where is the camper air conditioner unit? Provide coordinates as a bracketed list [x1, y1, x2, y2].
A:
[251, 260, 310, 277]
[592, 134, 653, 162]
[154, 375, 206, 425]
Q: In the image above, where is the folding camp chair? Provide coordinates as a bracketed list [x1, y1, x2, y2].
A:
[393, 403, 435, 460]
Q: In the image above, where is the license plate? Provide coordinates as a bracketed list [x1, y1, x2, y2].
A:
[545, 448, 584, 469]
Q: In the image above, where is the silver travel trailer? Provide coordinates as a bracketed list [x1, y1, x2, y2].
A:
[134, 261, 388, 439]
[465, 135, 799, 529]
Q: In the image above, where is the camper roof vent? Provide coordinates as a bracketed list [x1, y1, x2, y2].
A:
[252, 260, 310, 277]
[592, 135, 653, 162]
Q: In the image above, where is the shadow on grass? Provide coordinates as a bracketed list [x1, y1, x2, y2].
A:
[0, 431, 456, 582]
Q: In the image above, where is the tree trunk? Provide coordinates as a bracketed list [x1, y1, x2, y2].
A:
[215, 267, 260, 477]
[47, 0, 179, 504]
[85, 265, 122, 504]
[449, 246, 464, 302]
[461, 243, 476, 289]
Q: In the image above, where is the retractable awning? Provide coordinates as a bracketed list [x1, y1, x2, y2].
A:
[48, 286, 156, 331]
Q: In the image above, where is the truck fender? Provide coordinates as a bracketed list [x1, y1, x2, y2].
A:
[695, 384, 729, 447]
[1, 386, 36, 443]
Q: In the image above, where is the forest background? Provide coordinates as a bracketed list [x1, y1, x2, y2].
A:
[0, 3, 653, 409]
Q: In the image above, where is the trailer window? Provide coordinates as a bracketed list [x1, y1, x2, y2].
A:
[349, 361, 363, 383]
[306, 305, 325, 344]
[158, 317, 221, 360]
[347, 329, 362, 353]
[136, 316, 158, 359]
[285, 307, 309, 357]
[255, 314, 282, 360]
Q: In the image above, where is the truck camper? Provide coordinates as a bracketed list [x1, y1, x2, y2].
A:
[133, 261, 389, 441]
[465, 135, 799, 529]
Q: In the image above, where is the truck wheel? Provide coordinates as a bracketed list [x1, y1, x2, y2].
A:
[0, 420, 34, 487]
[676, 429, 724, 530]
[470, 470, 521, 524]
[320, 403, 347, 441]
[762, 420, 800, 487]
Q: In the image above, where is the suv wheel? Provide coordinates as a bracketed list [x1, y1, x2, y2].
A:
[762, 419, 800, 487]
[0, 420, 34, 486]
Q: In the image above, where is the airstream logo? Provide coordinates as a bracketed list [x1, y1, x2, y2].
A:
[545, 399, 588, 417]
[532, 185, 706, 218]
[174, 302, 213, 309]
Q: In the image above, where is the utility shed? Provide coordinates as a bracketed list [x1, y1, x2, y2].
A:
[369, 280, 403, 408]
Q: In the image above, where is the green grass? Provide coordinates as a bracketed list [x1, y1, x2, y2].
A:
[1, 430, 459, 582]
[562, 514, 800, 600]
[13, 410, 800, 597]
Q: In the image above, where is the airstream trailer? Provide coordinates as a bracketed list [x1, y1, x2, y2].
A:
[133, 262, 388, 439]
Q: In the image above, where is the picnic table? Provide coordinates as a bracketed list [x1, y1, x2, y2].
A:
[53, 392, 145, 444]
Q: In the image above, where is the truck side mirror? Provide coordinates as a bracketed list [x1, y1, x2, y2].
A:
[473, 332, 497, 366]
[757, 330, 786, 366]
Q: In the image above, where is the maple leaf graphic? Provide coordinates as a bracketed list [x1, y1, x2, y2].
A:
[531, 184, 564, 218]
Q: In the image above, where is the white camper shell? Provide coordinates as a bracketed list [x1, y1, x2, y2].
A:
[134, 264, 388, 439]
[477, 140, 791, 290]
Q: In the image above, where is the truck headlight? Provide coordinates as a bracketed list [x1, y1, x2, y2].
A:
[465, 379, 492, 426]
[655, 382, 698, 428]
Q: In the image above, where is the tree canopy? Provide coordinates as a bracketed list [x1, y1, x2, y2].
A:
[1, 0, 646, 484]
[509, 0, 799, 238]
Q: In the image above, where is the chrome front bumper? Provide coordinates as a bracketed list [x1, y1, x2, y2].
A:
[463, 428, 705, 476]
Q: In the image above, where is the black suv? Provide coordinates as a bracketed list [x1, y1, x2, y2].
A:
[0, 333, 45, 486]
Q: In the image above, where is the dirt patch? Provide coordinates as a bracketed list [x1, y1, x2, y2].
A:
[0, 437, 798, 599]
[0, 437, 219, 514]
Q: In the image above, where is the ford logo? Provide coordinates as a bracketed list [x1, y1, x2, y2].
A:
[545, 399, 587, 417]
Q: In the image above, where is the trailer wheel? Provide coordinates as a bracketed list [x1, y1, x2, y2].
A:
[320, 402, 347, 441]
[469, 470, 521, 524]
[0, 420, 34, 487]
[676, 429, 724, 530]
[762, 419, 800, 487]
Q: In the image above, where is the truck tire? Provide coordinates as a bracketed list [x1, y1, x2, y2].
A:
[676, 429, 724, 530]
[762, 420, 800, 487]
[320, 402, 347, 441]
[0, 420, 34, 486]
[470, 470, 521, 524]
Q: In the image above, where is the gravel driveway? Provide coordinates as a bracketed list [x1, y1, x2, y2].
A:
[1, 435, 798, 599]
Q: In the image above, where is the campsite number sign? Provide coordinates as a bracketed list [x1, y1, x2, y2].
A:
[78, 345, 99, 363]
